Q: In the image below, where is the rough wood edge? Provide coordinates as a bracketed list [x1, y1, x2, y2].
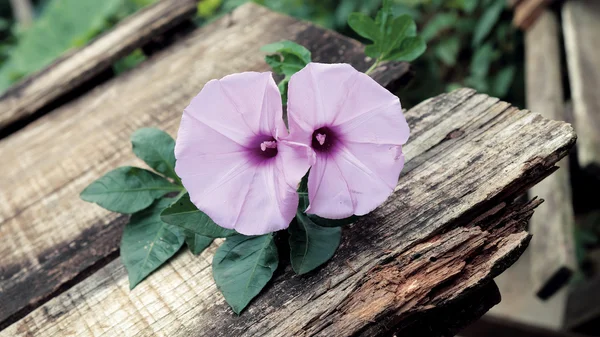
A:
[308, 198, 540, 336]
[0, 0, 199, 133]
[525, 9, 577, 299]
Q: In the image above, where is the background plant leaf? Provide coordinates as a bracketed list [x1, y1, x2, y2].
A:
[121, 198, 185, 289]
[0, 0, 132, 93]
[80, 166, 181, 214]
[347, 13, 380, 41]
[213, 234, 278, 314]
[131, 128, 180, 183]
[384, 36, 426, 62]
[347, 2, 425, 64]
[471, 0, 504, 47]
[160, 193, 237, 238]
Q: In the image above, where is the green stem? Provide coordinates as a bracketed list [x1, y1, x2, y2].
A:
[174, 188, 187, 200]
[365, 58, 381, 76]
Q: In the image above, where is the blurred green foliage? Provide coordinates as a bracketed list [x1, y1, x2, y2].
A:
[0, 0, 156, 93]
[195, 0, 524, 107]
[0, 0, 523, 108]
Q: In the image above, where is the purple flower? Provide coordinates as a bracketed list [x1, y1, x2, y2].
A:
[287, 63, 410, 219]
[175, 72, 313, 235]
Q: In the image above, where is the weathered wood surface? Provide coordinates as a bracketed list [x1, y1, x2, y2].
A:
[0, 71, 576, 337]
[0, 0, 199, 132]
[563, 0, 600, 172]
[512, 0, 554, 30]
[0, 3, 411, 330]
[526, 9, 576, 299]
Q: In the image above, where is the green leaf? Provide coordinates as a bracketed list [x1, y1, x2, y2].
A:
[469, 42, 496, 79]
[213, 234, 278, 314]
[472, 0, 505, 47]
[80, 166, 181, 214]
[160, 193, 237, 238]
[260, 40, 311, 65]
[131, 128, 180, 183]
[290, 210, 341, 275]
[388, 15, 417, 48]
[184, 230, 213, 255]
[491, 65, 515, 98]
[384, 36, 427, 62]
[421, 12, 459, 42]
[0, 0, 128, 93]
[348, 13, 380, 41]
[261, 40, 311, 103]
[435, 36, 461, 66]
[348, 4, 426, 65]
[121, 198, 185, 289]
[114, 48, 146, 75]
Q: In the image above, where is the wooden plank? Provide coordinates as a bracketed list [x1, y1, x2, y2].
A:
[461, 315, 588, 337]
[0, 0, 199, 132]
[513, 0, 553, 30]
[525, 9, 576, 299]
[0, 3, 412, 329]
[563, 0, 600, 172]
[3, 198, 543, 337]
[0, 85, 576, 336]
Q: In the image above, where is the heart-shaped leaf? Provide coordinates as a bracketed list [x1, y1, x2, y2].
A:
[213, 234, 278, 314]
[131, 128, 180, 183]
[121, 198, 185, 289]
[184, 230, 213, 255]
[289, 215, 341, 275]
[290, 195, 342, 274]
[80, 166, 181, 214]
[160, 193, 237, 238]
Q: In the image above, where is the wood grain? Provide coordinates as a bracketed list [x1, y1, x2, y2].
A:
[0, 82, 576, 335]
[0, 0, 199, 132]
[526, 9, 576, 299]
[0, 3, 411, 329]
[563, 0, 600, 171]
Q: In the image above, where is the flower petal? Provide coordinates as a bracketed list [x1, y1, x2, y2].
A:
[183, 72, 285, 144]
[277, 140, 316, 187]
[307, 144, 405, 218]
[175, 72, 298, 235]
[286, 63, 410, 218]
[287, 63, 358, 143]
[233, 161, 298, 235]
[306, 155, 354, 219]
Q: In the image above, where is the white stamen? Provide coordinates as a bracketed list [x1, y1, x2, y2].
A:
[316, 133, 326, 146]
[260, 140, 277, 151]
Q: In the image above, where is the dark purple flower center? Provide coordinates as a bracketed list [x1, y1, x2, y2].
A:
[311, 127, 337, 153]
[251, 135, 278, 161]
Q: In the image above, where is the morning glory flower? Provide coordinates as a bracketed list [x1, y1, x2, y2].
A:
[174, 72, 313, 235]
[287, 63, 410, 219]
